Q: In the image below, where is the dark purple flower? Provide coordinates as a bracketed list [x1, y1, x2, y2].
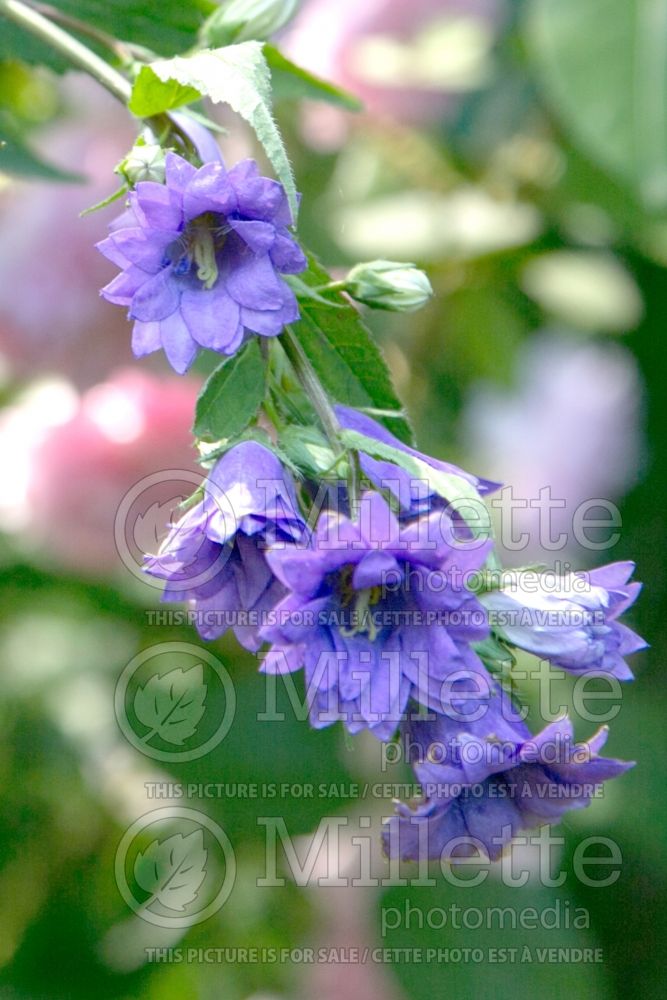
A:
[259, 490, 494, 739]
[335, 404, 500, 516]
[478, 562, 646, 679]
[97, 153, 307, 373]
[144, 441, 306, 649]
[384, 712, 633, 862]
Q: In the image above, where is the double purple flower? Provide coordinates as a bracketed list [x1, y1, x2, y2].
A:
[98, 152, 306, 373]
[259, 490, 494, 739]
[385, 708, 633, 862]
[144, 441, 306, 650]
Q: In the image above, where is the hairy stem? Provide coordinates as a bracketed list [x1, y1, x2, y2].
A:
[0, 0, 132, 103]
[281, 327, 342, 450]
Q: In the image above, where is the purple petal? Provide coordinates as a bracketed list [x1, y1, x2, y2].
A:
[180, 284, 242, 352]
[228, 219, 276, 254]
[240, 284, 299, 335]
[269, 230, 308, 273]
[104, 227, 170, 273]
[159, 310, 199, 373]
[226, 254, 286, 310]
[130, 267, 180, 322]
[100, 265, 147, 306]
[134, 181, 183, 232]
[170, 113, 224, 166]
[131, 320, 162, 357]
[183, 163, 236, 219]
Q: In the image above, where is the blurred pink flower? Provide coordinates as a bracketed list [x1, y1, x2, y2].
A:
[283, 0, 502, 144]
[463, 333, 644, 564]
[0, 368, 200, 576]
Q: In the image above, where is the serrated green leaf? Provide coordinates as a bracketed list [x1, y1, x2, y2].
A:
[290, 253, 413, 444]
[193, 338, 266, 442]
[134, 830, 207, 911]
[129, 65, 202, 116]
[134, 665, 207, 746]
[140, 42, 298, 218]
[526, 0, 667, 207]
[264, 44, 362, 111]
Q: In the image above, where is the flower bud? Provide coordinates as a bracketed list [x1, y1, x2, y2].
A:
[117, 142, 166, 186]
[345, 260, 433, 313]
[202, 0, 300, 46]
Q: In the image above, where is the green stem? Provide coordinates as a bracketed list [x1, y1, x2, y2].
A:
[0, 0, 132, 104]
[280, 326, 342, 451]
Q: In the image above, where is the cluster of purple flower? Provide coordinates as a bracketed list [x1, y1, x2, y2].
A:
[100, 148, 645, 865]
[144, 409, 644, 862]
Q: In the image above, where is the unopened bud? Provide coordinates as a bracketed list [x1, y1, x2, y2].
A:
[202, 0, 300, 46]
[345, 260, 433, 313]
[118, 142, 166, 186]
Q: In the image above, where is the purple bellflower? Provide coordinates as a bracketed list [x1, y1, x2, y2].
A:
[385, 711, 633, 862]
[479, 562, 646, 680]
[144, 441, 306, 650]
[98, 153, 307, 373]
[259, 490, 494, 739]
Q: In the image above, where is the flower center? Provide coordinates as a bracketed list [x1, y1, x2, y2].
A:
[336, 564, 384, 641]
[167, 212, 229, 290]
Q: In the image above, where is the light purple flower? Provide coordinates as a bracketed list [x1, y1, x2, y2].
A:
[384, 712, 633, 861]
[259, 490, 494, 739]
[478, 562, 646, 679]
[335, 404, 500, 516]
[97, 152, 307, 373]
[144, 441, 306, 649]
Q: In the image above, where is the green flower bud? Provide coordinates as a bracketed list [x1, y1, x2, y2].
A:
[345, 260, 433, 313]
[117, 142, 166, 186]
[202, 0, 300, 46]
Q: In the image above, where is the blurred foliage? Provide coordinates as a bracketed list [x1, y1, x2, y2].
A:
[0, 0, 666, 998]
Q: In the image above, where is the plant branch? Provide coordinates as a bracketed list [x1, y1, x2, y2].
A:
[0, 0, 132, 104]
[280, 327, 342, 451]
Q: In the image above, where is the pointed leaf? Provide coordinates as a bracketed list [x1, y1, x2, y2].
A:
[193, 338, 266, 442]
[290, 253, 413, 444]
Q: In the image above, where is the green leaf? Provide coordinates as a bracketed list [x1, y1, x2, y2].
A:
[193, 338, 266, 442]
[134, 665, 207, 746]
[137, 42, 298, 218]
[264, 44, 362, 111]
[278, 424, 343, 478]
[526, 0, 667, 207]
[339, 428, 491, 532]
[128, 65, 202, 116]
[290, 253, 413, 444]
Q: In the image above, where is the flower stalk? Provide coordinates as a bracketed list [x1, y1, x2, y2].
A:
[0, 0, 132, 104]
